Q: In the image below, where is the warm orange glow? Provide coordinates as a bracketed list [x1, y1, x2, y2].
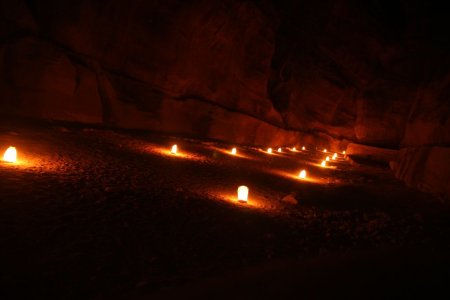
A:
[302, 146, 306, 150]
[170, 144, 178, 154]
[270, 169, 325, 185]
[231, 147, 237, 155]
[343, 150, 346, 155]
[321, 160, 326, 167]
[332, 153, 337, 160]
[267, 148, 273, 154]
[277, 147, 282, 153]
[209, 146, 253, 160]
[237, 186, 249, 203]
[298, 170, 307, 179]
[3, 146, 17, 163]
[292, 147, 297, 152]
[323, 149, 327, 153]
[326, 156, 330, 161]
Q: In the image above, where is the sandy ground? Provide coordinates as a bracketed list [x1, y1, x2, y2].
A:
[0, 118, 449, 299]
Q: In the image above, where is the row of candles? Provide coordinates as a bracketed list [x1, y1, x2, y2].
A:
[169, 144, 346, 203]
[2, 144, 346, 204]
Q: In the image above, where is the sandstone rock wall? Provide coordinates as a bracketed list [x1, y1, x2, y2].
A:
[392, 147, 450, 201]
[0, 0, 292, 145]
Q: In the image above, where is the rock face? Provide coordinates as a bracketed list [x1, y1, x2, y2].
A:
[0, 0, 291, 145]
[346, 143, 398, 164]
[0, 37, 103, 123]
[0, 0, 449, 197]
[392, 147, 450, 201]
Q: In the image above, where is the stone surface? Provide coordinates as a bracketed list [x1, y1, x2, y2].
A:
[402, 73, 450, 147]
[281, 194, 298, 205]
[0, 37, 103, 124]
[27, 0, 282, 125]
[347, 143, 398, 163]
[392, 147, 450, 200]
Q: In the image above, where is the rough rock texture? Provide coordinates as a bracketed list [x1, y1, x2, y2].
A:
[394, 66, 450, 199]
[403, 73, 450, 147]
[347, 143, 398, 163]
[0, 0, 449, 196]
[392, 147, 450, 200]
[0, 37, 102, 124]
[0, 0, 296, 145]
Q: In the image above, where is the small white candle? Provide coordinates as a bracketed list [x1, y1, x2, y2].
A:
[237, 186, 249, 203]
[2, 146, 17, 163]
[231, 147, 237, 155]
[171, 144, 177, 154]
[298, 170, 307, 179]
[267, 148, 273, 154]
[321, 160, 326, 167]
[278, 147, 282, 153]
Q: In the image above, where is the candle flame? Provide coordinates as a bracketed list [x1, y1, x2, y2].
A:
[231, 147, 237, 155]
[302, 146, 306, 150]
[332, 153, 337, 160]
[323, 149, 327, 153]
[237, 185, 249, 203]
[267, 148, 272, 154]
[299, 170, 307, 179]
[278, 147, 282, 153]
[343, 150, 346, 155]
[3, 146, 17, 163]
[321, 160, 326, 167]
[326, 156, 330, 161]
[292, 147, 297, 152]
[171, 144, 177, 154]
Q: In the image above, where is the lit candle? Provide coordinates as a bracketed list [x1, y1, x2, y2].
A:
[3, 146, 17, 163]
[298, 170, 306, 179]
[278, 147, 282, 153]
[302, 146, 306, 150]
[237, 186, 249, 203]
[323, 149, 327, 153]
[326, 156, 330, 161]
[332, 153, 337, 160]
[171, 144, 177, 154]
[292, 147, 297, 152]
[231, 147, 237, 155]
[343, 150, 346, 155]
[267, 148, 273, 154]
[321, 160, 326, 167]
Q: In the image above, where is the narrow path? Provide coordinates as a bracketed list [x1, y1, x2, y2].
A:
[0, 119, 449, 299]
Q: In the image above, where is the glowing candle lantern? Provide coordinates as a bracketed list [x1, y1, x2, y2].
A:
[267, 148, 273, 154]
[171, 144, 177, 154]
[321, 160, 326, 167]
[326, 156, 330, 161]
[292, 147, 297, 152]
[343, 150, 346, 155]
[298, 170, 307, 179]
[3, 146, 17, 163]
[323, 149, 327, 153]
[333, 153, 337, 160]
[278, 147, 282, 153]
[231, 147, 237, 155]
[302, 146, 306, 151]
[237, 185, 249, 203]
